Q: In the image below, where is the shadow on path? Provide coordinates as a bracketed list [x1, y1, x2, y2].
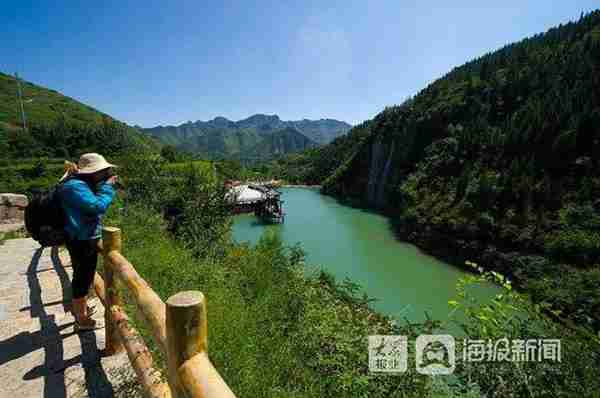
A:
[0, 246, 115, 397]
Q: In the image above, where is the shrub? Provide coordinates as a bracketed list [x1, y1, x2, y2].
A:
[477, 212, 495, 235]
[450, 263, 600, 397]
[544, 229, 600, 262]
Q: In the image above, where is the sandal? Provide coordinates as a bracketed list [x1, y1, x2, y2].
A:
[74, 317, 99, 332]
[69, 301, 97, 316]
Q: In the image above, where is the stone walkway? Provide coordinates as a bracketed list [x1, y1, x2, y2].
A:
[0, 222, 25, 234]
[0, 237, 132, 397]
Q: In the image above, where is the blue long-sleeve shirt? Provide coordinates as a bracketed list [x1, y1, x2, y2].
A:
[60, 178, 115, 240]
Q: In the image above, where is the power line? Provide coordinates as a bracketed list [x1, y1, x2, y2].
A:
[15, 72, 27, 132]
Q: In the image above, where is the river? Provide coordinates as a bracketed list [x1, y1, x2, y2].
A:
[233, 187, 497, 323]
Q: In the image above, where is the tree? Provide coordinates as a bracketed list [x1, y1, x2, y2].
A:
[160, 145, 179, 162]
[0, 127, 9, 159]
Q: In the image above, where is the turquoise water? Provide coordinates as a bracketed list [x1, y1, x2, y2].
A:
[233, 187, 497, 323]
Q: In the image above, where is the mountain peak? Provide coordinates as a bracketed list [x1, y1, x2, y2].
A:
[251, 113, 279, 119]
[239, 114, 280, 123]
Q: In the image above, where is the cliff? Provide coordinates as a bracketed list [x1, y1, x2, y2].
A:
[320, 11, 600, 331]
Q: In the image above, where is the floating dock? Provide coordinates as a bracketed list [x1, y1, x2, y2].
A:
[226, 182, 284, 223]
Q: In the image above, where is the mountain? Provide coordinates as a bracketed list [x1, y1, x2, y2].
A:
[270, 11, 600, 331]
[0, 72, 156, 158]
[246, 127, 317, 160]
[142, 114, 351, 160]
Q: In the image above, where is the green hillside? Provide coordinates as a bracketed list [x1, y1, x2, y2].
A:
[245, 127, 317, 160]
[267, 11, 600, 331]
[192, 128, 263, 159]
[0, 72, 156, 159]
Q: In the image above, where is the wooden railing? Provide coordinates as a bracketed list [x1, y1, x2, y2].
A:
[93, 226, 237, 398]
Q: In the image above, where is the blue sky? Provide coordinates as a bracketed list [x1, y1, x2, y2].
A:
[1, 1, 598, 127]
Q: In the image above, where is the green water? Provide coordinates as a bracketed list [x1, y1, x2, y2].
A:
[233, 187, 497, 323]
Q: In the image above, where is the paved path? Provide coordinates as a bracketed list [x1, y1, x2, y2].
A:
[0, 238, 132, 397]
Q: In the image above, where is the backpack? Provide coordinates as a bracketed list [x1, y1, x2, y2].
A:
[25, 184, 67, 247]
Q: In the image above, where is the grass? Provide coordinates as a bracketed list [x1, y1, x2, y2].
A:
[102, 202, 443, 397]
[0, 229, 27, 245]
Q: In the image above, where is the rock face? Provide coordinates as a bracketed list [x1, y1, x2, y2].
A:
[364, 136, 396, 208]
[366, 137, 385, 205]
[376, 141, 395, 207]
[0, 193, 28, 222]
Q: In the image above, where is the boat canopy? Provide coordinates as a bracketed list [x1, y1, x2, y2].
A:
[227, 185, 265, 204]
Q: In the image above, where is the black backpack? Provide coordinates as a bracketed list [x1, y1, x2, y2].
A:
[25, 184, 67, 247]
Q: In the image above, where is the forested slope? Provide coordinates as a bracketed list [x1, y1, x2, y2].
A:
[0, 72, 156, 159]
[295, 11, 600, 330]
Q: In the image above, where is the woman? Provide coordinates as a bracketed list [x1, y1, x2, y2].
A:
[60, 153, 118, 330]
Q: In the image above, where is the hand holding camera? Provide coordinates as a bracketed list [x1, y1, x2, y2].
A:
[107, 175, 118, 185]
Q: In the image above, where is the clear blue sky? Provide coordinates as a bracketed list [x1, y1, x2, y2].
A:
[1, 1, 598, 127]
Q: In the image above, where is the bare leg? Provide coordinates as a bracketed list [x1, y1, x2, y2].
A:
[72, 296, 96, 330]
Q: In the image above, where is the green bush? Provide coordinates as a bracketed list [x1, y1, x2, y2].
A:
[527, 266, 600, 329]
[544, 229, 600, 261]
[557, 203, 600, 230]
[450, 264, 600, 397]
[476, 212, 495, 235]
[0, 160, 63, 195]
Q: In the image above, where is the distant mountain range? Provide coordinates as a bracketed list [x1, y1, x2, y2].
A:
[0, 70, 351, 162]
[141, 114, 352, 161]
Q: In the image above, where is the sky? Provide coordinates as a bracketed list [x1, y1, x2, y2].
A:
[1, 1, 598, 127]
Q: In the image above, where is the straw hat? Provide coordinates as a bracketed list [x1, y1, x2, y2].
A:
[76, 153, 117, 174]
[60, 153, 117, 182]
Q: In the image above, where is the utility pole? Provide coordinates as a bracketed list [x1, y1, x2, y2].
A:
[15, 72, 27, 132]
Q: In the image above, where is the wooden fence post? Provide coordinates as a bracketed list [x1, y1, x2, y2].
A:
[166, 291, 207, 398]
[103, 227, 124, 355]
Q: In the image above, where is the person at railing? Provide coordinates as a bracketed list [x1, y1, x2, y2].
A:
[59, 153, 118, 331]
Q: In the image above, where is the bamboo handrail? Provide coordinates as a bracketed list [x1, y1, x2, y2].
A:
[103, 227, 124, 355]
[178, 353, 236, 398]
[166, 291, 235, 398]
[93, 273, 106, 307]
[97, 227, 237, 398]
[110, 305, 172, 398]
[106, 249, 168, 355]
